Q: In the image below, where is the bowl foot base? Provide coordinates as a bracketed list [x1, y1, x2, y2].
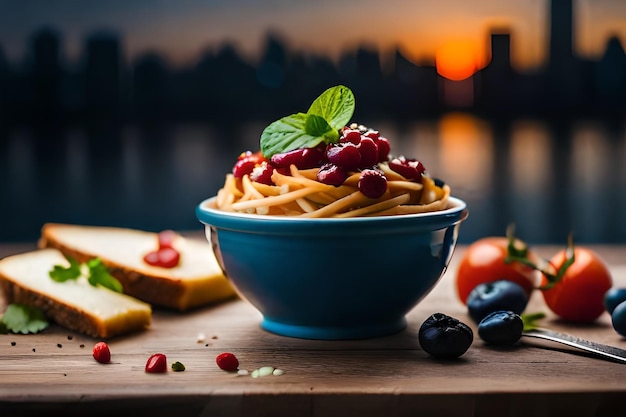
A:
[260, 317, 407, 340]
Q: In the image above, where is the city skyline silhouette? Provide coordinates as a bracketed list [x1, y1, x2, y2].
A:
[1, 0, 625, 128]
[1, 0, 625, 245]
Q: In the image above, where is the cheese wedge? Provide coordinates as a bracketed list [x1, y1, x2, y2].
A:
[38, 223, 236, 311]
[0, 248, 152, 338]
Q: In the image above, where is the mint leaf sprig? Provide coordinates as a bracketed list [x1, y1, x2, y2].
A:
[49, 257, 123, 293]
[260, 85, 355, 158]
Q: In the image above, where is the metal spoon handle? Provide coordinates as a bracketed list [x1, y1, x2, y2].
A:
[522, 328, 626, 364]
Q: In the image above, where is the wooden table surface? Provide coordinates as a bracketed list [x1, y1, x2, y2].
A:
[1, 239, 626, 417]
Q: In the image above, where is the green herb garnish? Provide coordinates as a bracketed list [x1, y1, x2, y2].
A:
[49, 256, 81, 282]
[1, 304, 49, 334]
[171, 361, 186, 372]
[49, 256, 123, 293]
[521, 311, 546, 332]
[260, 85, 355, 157]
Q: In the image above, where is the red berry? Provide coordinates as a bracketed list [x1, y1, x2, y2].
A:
[357, 137, 379, 167]
[92, 341, 111, 364]
[216, 352, 239, 371]
[145, 353, 168, 373]
[271, 147, 324, 170]
[249, 161, 275, 185]
[232, 158, 257, 178]
[364, 130, 380, 140]
[358, 169, 388, 198]
[158, 230, 177, 249]
[316, 163, 348, 186]
[326, 143, 361, 170]
[340, 129, 362, 144]
[232, 151, 267, 178]
[157, 247, 180, 268]
[143, 251, 160, 266]
[143, 247, 180, 268]
[389, 156, 426, 181]
[375, 137, 391, 162]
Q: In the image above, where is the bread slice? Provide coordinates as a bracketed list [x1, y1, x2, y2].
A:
[0, 248, 152, 338]
[38, 223, 235, 311]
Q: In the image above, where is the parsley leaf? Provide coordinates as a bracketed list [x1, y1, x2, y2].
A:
[87, 258, 123, 293]
[49, 257, 123, 293]
[260, 85, 354, 157]
[1, 304, 49, 334]
[49, 256, 81, 282]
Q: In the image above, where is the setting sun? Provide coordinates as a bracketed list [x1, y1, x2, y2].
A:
[436, 40, 479, 81]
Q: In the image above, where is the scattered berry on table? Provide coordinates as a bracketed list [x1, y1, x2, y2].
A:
[466, 280, 529, 323]
[145, 353, 168, 373]
[604, 288, 626, 315]
[611, 301, 626, 337]
[216, 352, 239, 371]
[478, 310, 524, 346]
[418, 313, 473, 359]
[92, 341, 111, 364]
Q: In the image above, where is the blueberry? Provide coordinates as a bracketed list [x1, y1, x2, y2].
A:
[604, 288, 626, 314]
[611, 301, 626, 337]
[466, 280, 529, 323]
[418, 313, 473, 359]
[478, 310, 524, 346]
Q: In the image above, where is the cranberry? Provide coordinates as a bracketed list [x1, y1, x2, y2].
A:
[232, 151, 267, 178]
[326, 143, 361, 170]
[92, 341, 111, 364]
[389, 156, 426, 181]
[358, 169, 387, 198]
[232, 158, 256, 178]
[340, 129, 362, 144]
[375, 137, 391, 162]
[157, 247, 180, 268]
[357, 137, 379, 167]
[216, 352, 239, 371]
[363, 130, 380, 140]
[143, 251, 160, 265]
[250, 161, 275, 185]
[317, 163, 348, 186]
[145, 353, 168, 373]
[158, 230, 177, 249]
[144, 247, 180, 268]
[271, 146, 324, 169]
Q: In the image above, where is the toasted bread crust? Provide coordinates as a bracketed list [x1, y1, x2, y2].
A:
[0, 274, 149, 338]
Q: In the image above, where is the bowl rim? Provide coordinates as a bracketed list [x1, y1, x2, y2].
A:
[196, 195, 468, 234]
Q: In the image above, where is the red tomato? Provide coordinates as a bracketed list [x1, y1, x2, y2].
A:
[541, 247, 612, 323]
[455, 237, 541, 304]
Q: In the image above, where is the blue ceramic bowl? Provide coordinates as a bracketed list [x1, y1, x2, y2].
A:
[196, 196, 468, 340]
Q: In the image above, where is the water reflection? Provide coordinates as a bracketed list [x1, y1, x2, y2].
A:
[1, 115, 625, 245]
[509, 121, 552, 242]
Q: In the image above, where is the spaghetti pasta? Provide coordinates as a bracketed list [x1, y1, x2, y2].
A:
[215, 162, 451, 218]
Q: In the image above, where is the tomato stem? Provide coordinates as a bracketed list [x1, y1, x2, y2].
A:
[503, 224, 576, 291]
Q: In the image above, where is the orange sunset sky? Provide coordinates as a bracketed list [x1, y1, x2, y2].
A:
[0, 0, 625, 73]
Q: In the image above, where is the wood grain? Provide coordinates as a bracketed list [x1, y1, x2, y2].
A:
[1, 240, 626, 416]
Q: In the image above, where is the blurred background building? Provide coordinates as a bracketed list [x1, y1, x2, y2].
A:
[0, 0, 625, 244]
